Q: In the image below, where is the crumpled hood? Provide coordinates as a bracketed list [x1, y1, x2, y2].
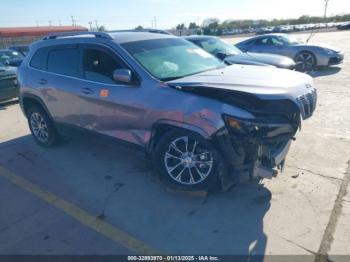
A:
[167, 64, 313, 99]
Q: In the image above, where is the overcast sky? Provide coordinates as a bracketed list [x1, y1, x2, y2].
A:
[1, 0, 350, 29]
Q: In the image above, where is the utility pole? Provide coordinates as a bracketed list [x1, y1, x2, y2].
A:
[151, 17, 157, 29]
[49, 20, 52, 27]
[154, 17, 157, 29]
[324, 0, 330, 20]
[71, 16, 76, 27]
[88, 21, 93, 31]
[94, 20, 99, 30]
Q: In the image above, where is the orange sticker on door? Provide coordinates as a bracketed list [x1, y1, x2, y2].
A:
[100, 89, 109, 97]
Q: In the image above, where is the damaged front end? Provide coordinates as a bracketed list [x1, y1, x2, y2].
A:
[167, 81, 317, 187]
[215, 114, 298, 182]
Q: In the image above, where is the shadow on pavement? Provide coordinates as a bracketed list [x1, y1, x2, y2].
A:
[311, 66, 341, 78]
[0, 133, 270, 257]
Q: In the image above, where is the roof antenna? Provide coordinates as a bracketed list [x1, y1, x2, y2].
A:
[306, 27, 315, 43]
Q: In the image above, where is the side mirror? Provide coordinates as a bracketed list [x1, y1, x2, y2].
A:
[113, 69, 132, 84]
[215, 52, 227, 60]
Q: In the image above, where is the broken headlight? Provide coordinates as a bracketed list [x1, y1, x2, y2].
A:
[223, 115, 295, 137]
[224, 115, 260, 135]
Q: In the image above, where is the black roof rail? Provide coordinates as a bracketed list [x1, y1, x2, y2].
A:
[42, 31, 113, 40]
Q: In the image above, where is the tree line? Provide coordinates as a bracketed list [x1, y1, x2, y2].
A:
[171, 13, 350, 35]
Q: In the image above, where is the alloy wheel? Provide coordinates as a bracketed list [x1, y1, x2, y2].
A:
[30, 112, 49, 143]
[164, 136, 214, 185]
[295, 52, 315, 72]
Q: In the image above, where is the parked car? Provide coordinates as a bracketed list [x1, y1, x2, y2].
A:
[18, 31, 316, 191]
[0, 49, 25, 67]
[255, 27, 274, 35]
[235, 33, 344, 72]
[184, 35, 295, 69]
[8, 45, 29, 56]
[337, 22, 350, 30]
[0, 61, 19, 102]
[293, 25, 306, 31]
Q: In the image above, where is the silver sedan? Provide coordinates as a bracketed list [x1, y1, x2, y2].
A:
[235, 33, 344, 72]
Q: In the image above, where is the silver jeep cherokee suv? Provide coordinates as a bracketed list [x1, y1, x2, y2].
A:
[18, 31, 317, 191]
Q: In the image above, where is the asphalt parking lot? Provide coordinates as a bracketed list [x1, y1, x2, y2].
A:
[0, 30, 350, 259]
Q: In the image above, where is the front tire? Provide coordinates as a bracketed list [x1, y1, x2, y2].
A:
[154, 131, 221, 191]
[295, 51, 316, 73]
[27, 106, 59, 147]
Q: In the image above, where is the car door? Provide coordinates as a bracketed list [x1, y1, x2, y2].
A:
[31, 44, 84, 127]
[77, 43, 146, 144]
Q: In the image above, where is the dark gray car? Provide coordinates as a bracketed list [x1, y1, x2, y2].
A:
[0, 49, 24, 67]
[236, 33, 344, 72]
[18, 31, 316, 191]
[185, 35, 295, 69]
[0, 61, 18, 102]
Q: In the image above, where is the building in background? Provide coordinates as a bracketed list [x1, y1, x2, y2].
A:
[0, 26, 88, 48]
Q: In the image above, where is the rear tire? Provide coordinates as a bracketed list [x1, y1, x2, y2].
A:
[154, 130, 221, 191]
[27, 106, 59, 147]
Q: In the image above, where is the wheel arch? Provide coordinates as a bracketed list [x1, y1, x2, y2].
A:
[21, 94, 53, 121]
[147, 120, 211, 155]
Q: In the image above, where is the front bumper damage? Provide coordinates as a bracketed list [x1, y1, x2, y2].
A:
[214, 118, 297, 188]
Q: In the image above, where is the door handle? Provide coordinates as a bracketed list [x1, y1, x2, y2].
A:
[81, 87, 94, 95]
[38, 79, 47, 85]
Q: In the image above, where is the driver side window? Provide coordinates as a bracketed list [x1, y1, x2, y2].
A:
[270, 37, 284, 46]
[255, 37, 272, 46]
[83, 48, 126, 84]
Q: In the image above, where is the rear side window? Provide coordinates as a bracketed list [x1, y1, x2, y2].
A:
[30, 47, 48, 70]
[47, 48, 80, 77]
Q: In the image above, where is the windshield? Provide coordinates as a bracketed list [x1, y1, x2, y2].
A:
[122, 38, 224, 81]
[196, 38, 242, 56]
[0, 50, 24, 59]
